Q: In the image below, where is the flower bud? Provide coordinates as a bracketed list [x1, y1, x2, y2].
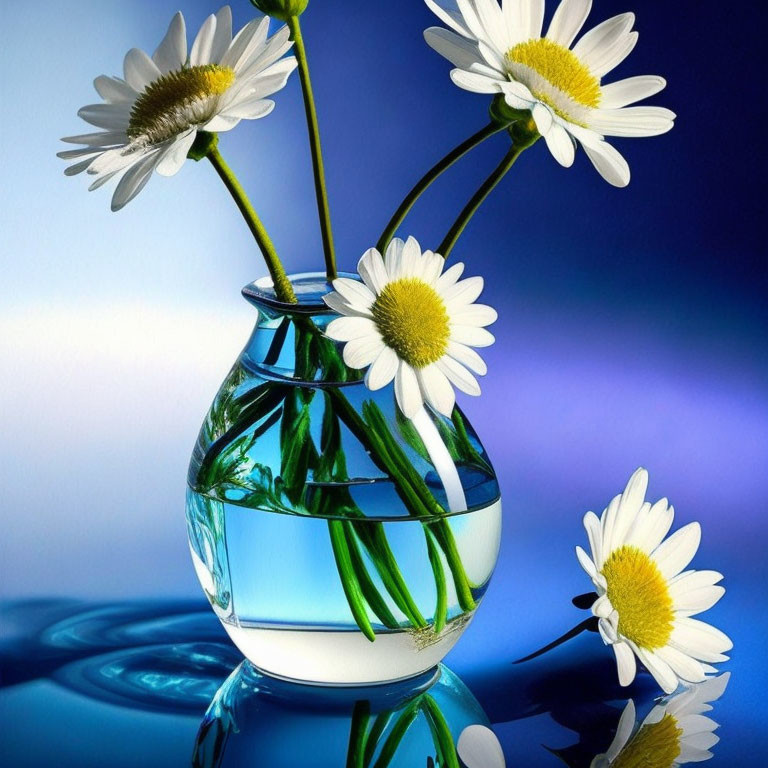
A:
[250, 0, 309, 21]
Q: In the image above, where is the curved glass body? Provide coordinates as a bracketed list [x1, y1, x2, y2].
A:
[186, 274, 502, 685]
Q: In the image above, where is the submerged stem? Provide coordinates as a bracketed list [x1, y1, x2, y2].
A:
[287, 15, 337, 281]
[376, 122, 504, 254]
[207, 146, 297, 303]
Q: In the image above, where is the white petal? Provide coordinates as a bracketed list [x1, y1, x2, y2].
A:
[451, 68, 504, 94]
[424, 26, 483, 69]
[590, 32, 638, 79]
[417, 365, 456, 416]
[583, 510, 603, 569]
[93, 75, 137, 104]
[651, 522, 701, 580]
[77, 104, 131, 131]
[155, 131, 197, 177]
[332, 278, 376, 311]
[221, 17, 269, 71]
[464, 0, 509, 54]
[668, 569, 724, 592]
[425, 0, 472, 38]
[395, 362, 423, 418]
[600, 75, 667, 109]
[190, 13, 217, 66]
[64, 157, 97, 176]
[343, 336, 385, 370]
[450, 325, 495, 347]
[233, 26, 293, 79]
[325, 316, 379, 342]
[420, 251, 446, 287]
[547, 0, 592, 48]
[531, 102, 554, 136]
[61, 130, 127, 147]
[323, 291, 371, 319]
[435, 261, 465, 290]
[202, 114, 241, 133]
[576, 545, 598, 581]
[588, 106, 676, 138]
[582, 138, 631, 187]
[544, 122, 575, 167]
[446, 341, 487, 375]
[635, 647, 679, 694]
[400, 236, 422, 278]
[673, 585, 725, 616]
[153, 12, 187, 73]
[656, 646, 707, 684]
[441, 275, 484, 307]
[504, 0, 544, 42]
[357, 248, 389, 294]
[436, 356, 480, 395]
[593, 594, 612, 618]
[123, 48, 161, 91]
[221, 97, 275, 120]
[610, 468, 648, 550]
[613, 640, 637, 686]
[572, 12, 634, 69]
[450, 304, 498, 327]
[605, 699, 636, 761]
[58, 146, 108, 161]
[111, 151, 161, 211]
[384, 237, 406, 277]
[210, 6, 233, 64]
[365, 347, 399, 391]
[239, 57, 298, 99]
[670, 618, 733, 662]
[457, 725, 505, 768]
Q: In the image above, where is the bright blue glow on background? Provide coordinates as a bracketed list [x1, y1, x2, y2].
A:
[1, 0, 766, 763]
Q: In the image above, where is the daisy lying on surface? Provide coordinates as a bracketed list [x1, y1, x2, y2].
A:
[577, 468, 732, 694]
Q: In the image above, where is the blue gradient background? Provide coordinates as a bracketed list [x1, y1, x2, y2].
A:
[1, 0, 766, 764]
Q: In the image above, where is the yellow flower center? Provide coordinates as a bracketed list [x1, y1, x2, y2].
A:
[506, 38, 601, 123]
[372, 278, 450, 368]
[611, 714, 682, 768]
[602, 545, 674, 650]
[128, 64, 236, 144]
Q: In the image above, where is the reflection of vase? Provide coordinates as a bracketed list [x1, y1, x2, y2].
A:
[192, 662, 489, 768]
[186, 274, 502, 685]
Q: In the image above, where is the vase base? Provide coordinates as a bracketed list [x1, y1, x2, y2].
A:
[220, 615, 474, 687]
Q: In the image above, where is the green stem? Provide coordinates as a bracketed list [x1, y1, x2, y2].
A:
[346, 700, 370, 768]
[376, 122, 503, 254]
[421, 696, 460, 768]
[437, 127, 539, 260]
[287, 15, 337, 281]
[425, 529, 447, 635]
[207, 146, 297, 303]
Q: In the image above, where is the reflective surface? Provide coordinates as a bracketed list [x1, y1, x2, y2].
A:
[0, 600, 744, 766]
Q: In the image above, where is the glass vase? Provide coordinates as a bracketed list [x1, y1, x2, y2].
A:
[186, 274, 502, 685]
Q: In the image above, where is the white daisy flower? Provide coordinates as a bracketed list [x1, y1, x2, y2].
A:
[576, 468, 732, 694]
[59, 6, 297, 210]
[424, 0, 675, 186]
[322, 237, 497, 419]
[591, 673, 729, 767]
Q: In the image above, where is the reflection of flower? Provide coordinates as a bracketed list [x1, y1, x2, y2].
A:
[424, 0, 674, 186]
[591, 673, 729, 767]
[59, 6, 297, 209]
[323, 237, 497, 418]
[576, 468, 732, 693]
[458, 724, 506, 768]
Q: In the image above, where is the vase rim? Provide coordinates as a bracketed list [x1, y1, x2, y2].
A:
[242, 271, 359, 314]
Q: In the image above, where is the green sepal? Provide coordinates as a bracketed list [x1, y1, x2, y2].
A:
[188, 130, 218, 161]
[250, 0, 308, 21]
